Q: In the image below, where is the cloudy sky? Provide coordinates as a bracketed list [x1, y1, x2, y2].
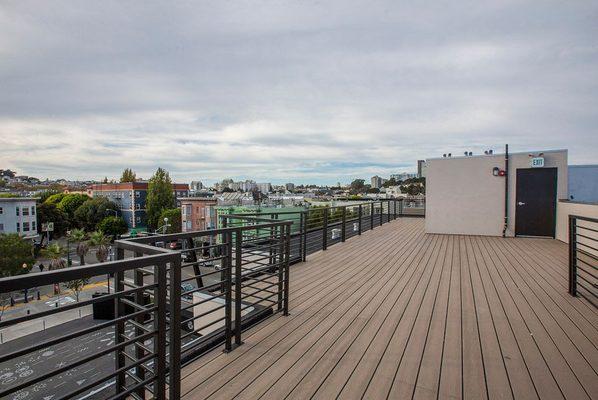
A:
[1, 1, 597, 185]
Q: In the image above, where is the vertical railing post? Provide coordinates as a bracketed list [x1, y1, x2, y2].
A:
[234, 228, 243, 346]
[370, 202, 374, 230]
[358, 204, 362, 235]
[323, 208, 328, 250]
[393, 199, 397, 219]
[379, 201, 383, 226]
[155, 261, 168, 400]
[283, 224, 291, 316]
[341, 207, 347, 242]
[134, 252, 146, 400]
[298, 211, 304, 261]
[569, 215, 577, 296]
[223, 230, 233, 352]
[278, 225, 284, 312]
[114, 247, 126, 395]
[386, 200, 390, 223]
[302, 211, 307, 261]
[220, 217, 228, 292]
[168, 254, 181, 400]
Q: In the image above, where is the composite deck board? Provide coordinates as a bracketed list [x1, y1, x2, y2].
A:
[180, 219, 598, 400]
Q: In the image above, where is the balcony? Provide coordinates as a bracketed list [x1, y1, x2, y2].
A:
[0, 201, 596, 400]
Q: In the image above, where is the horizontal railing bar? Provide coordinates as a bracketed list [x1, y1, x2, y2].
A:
[55, 352, 157, 400]
[0, 306, 157, 363]
[0, 329, 156, 398]
[0, 255, 175, 292]
[0, 284, 158, 329]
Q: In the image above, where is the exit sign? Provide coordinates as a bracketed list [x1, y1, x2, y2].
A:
[530, 157, 545, 168]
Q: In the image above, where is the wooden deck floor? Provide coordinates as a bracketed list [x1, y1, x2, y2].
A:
[180, 218, 598, 400]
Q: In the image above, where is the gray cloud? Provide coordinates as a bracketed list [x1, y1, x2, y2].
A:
[1, 0, 597, 184]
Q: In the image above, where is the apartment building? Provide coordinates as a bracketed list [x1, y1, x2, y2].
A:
[0, 198, 38, 238]
[91, 182, 189, 229]
[370, 175, 386, 189]
[180, 198, 218, 232]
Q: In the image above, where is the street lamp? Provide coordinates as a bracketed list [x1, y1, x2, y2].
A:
[66, 230, 72, 267]
[156, 217, 170, 235]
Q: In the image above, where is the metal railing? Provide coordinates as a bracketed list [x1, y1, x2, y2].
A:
[0, 252, 176, 400]
[227, 198, 425, 264]
[114, 216, 292, 399]
[568, 215, 598, 307]
[0, 199, 421, 400]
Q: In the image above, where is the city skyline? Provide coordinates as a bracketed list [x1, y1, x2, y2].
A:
[1, 1, 597, 184]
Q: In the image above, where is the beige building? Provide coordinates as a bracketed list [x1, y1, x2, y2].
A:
[425, 149, 568, 237]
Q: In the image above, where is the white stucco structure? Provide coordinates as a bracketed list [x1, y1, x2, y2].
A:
[425, 149, 568, 236]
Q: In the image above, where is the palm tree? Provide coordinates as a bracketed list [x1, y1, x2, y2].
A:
[69, 228, 89, 265]
[42, 243, 66, 295]
[89, 231, 110, 263]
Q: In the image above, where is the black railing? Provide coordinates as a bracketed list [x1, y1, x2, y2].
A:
[226, 198, 425, 264]
[115, 216, 292, 399]
[568, 215, 598, 307]
[0, 252, 176, 400]
[0, 199, 420, 400]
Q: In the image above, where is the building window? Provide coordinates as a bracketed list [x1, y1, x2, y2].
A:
[23, 222, 29, 231]
[135, 191, 140, 198]
[22, 207, 29, 216]
[16, 222, 20, 232]
[31, 206, 35, 215]
[0, 207, 3, 214]
[136, 216, 141, 223]
[16, 206, 19, 216]
[32, 221, 36, 231]
[0, 223, 4, 232]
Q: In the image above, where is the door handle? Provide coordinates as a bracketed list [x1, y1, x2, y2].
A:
[517, 202, 526, 206]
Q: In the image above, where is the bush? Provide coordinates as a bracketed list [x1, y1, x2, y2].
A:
[97, 216, 128, 238]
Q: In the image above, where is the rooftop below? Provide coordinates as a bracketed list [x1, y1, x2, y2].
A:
[181, 218, 598, 400]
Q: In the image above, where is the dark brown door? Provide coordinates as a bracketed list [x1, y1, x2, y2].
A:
[515, 168, 557, 237]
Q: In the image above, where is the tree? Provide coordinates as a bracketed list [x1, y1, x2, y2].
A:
[42, 243, 66, 295]
[39, 189, 61, 203]
[349, 179, 366, 195]
[69, 229, 89, 265]
[382, 177, 398, 188]
[74, 197, 119, 231]
[57, 194, 90, 224]
[0, 234, 34, 278]
[37, 202, 69, 238]
[146, 168, 175, 230]
[120, 168, 137, 183]
[367, 187, 381, 194]
[44, 193, 66, 206]
[89, 231, 110, 263]
[64, 278, 89, 302]
[97, 216, 128, 238]
[159, 209, 181, 234]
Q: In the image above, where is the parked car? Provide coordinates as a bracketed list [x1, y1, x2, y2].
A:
[181, 283, 195, 301]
